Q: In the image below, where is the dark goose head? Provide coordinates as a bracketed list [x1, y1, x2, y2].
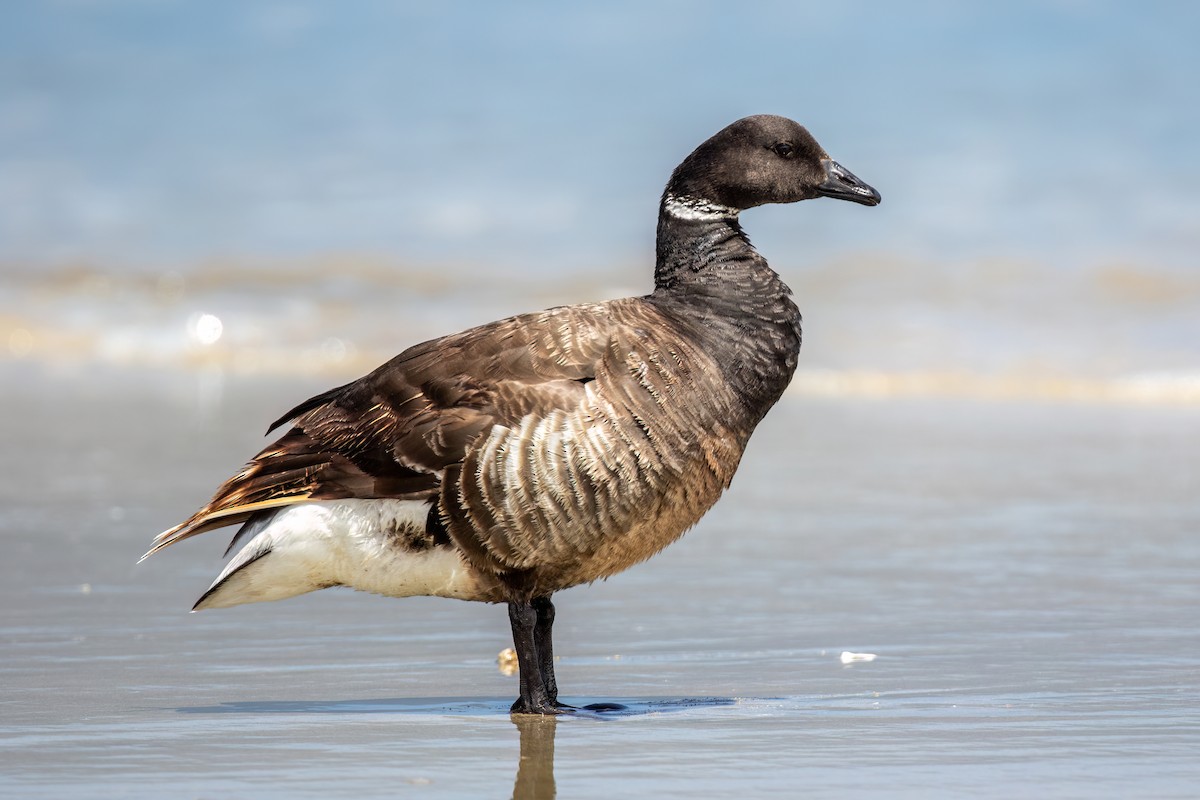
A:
[662, 115, 881, 217]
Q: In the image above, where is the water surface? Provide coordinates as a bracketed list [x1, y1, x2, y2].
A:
[2, 372, 1197, 797]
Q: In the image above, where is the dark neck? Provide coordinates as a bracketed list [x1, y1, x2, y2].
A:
[652, 205, 792, 315]
[654, 211, 749, 290]
[649, 202, 803, 417]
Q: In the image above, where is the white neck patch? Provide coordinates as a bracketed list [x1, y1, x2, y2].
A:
[663, 194, 739, 222]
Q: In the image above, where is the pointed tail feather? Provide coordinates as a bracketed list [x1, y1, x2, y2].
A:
[138, 496, 311, 562]
[139, 429, 332, 562]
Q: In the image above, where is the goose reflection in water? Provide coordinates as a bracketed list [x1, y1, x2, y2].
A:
[175, 696, 734, 796]
[511, 715, 557, 800]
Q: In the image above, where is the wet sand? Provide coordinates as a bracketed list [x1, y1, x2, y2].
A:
[2, 367, 1199, 798]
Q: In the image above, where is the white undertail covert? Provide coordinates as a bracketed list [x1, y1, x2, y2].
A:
[194, 499, 480, 610]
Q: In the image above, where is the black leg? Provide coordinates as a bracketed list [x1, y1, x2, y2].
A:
[508, 600, 560, 715]
[532, 595, 574, 709]
[510, 595, 623, 715]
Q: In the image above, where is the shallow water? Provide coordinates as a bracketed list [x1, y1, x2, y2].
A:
[2, 369, 1198, 797]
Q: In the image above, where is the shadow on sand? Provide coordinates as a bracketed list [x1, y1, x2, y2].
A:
[175, 696, 737, 799]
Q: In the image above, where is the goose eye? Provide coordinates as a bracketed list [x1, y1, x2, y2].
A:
[772, 142, 795, 159]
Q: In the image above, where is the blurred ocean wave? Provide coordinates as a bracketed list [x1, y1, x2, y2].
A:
[5, 257, 1197, 405]
[792, 369, 1200, 405]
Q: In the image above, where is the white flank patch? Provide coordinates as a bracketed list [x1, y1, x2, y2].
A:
[194, 499, 479, 609]
[840, 651, 878, 664]
[663, 193, 739, 222]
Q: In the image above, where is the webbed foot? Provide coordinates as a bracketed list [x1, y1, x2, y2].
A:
[510, 696, 570, 716]
[579, 702, 627, 712]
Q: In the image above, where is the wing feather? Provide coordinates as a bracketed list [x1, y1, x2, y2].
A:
[144, 302, 619, 561]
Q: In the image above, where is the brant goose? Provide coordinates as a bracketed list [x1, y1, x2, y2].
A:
[142, 115, 880, 714]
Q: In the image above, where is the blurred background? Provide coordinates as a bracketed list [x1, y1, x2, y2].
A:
[2, 0, 1197, 399]
[4, 6, 1200, 795]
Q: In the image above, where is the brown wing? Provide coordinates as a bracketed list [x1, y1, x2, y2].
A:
[141, 302, 617, 560]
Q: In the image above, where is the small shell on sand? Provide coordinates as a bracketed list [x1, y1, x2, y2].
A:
[497, 647, 518, 675]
